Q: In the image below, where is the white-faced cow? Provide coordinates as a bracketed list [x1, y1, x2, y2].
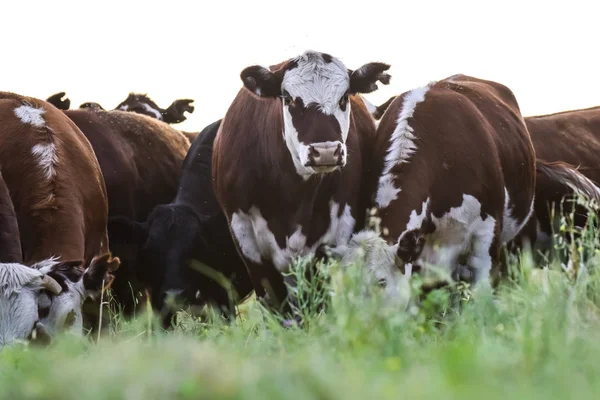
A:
[213, 50, 390, 311]
[0, 93, 119, 347]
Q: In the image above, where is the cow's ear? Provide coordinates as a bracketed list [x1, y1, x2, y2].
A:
[83, 253, 120, 299]
[349, 62, 391, 94]
[48, 260, 85, 283]
[241, 66, 283, 98]
[46, 92, 71, 110]
[163, 99, 195, 124]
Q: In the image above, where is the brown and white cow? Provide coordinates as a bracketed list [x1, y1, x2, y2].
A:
[60, 109, 190, 314]
[213, 50, 390, 310]
[371, 96, 600, 252]
[0, 93, 119, 345]
[365, 75, 538, 288]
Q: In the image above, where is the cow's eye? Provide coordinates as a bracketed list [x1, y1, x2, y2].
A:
[378, 278, 387, 288]
[339, 93, 349, 111]
[282, 90, 293, 106]
[38, 306, 50, 319]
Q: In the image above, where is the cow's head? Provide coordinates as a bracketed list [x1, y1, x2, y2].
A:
[115, 93, 195, 124]
[0, 255, 118, 348]
[79, 102, 105, 111]
[241, 50, 391, 178]
[107, 206, 207, 313]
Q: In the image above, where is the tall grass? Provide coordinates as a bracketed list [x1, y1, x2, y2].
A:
[1, 199, 600, 399]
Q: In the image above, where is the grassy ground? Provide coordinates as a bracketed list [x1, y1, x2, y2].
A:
[2, 209, 600, 399]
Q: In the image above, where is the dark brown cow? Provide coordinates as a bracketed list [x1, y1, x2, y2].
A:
[371, 96, 600, 251]
[366, 75, 537, 288]
[61, 109, 190, 313]
[520, 107, 600, 248]
[0, 93, 119, 343]
[213, 50, 390, 311]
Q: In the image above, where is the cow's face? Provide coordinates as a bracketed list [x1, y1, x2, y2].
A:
[35, 254, 119, 338]
[241, 51, 391, 178]
[0, 260, 63, 348]
[116, 93, 164, 120]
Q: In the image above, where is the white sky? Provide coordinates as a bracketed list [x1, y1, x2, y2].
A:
[1, 0, 598, 132]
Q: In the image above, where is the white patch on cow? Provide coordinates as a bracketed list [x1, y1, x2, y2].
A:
[14, 104, 46, 127]
[230, 201, 355, 272]
[398, 194, 497, 286]
[31, 143, 58, 179]
[501, 188, 535, 243]
[375, 85, 431, 209]
[119, 104, 129, 111]
[281, 51, 351, 178]
[331, 230, 410, 309]
[142, 103, 163, 120]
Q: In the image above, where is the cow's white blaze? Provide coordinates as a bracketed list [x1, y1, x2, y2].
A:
[230, 201, 355, 272]
[31, 143, 58, 180]
[119, 104, 129, 111]
[397, 194, 497, 286]
[376, 84, 431, 209]
[14, 104, 46, 127]
[281, 51, 351, 178]
[142, 103, 163, 120]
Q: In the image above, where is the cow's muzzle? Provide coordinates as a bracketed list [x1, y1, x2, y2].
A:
[305, 141, 346, 168]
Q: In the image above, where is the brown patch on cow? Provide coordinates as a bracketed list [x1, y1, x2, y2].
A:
[288, 102, 342, 145]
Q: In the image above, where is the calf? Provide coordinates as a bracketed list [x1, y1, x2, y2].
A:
[62, 109, 190, 314]
[369, 75, 536, 287]
[108, 120, 253, 323]
[0, 93, 119, 345]
[213, 50, 390, 310]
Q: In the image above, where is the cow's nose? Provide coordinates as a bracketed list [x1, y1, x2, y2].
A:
[306, 142, 345, 167]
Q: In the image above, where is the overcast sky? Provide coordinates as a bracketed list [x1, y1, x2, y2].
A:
[2, 0, 598, 132]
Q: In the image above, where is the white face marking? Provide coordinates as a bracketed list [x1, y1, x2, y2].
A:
[332, 230, 411, 310]
[141, 103, 163, 120]
[0, 263, 46, 347]
[396, 194, 497, 286]
[281, 51, 351, 177]
[31, 143, 58, 180]
[119, 104, 129, 111]
[501, 187, 535, 243]
[375, 84, 431, 209]
[230, 201, 355, 272]
[14, 105, 46, 127]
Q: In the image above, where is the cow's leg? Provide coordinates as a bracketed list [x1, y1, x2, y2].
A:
[468, 217, 500, 287]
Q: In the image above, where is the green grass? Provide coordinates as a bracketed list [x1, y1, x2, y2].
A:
[2, 206, 600, 399]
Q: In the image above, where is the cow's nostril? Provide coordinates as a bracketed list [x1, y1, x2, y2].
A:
[309, 145, 320, 158]
[334, 144, 341, 157]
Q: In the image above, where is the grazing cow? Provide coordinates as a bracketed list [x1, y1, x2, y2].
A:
[371, 96, 600, 251]
[367, 75, 538, 287]
[61, 109, 190, 314]
[213, 50, 391, 310]
[108, 119, 253, 323]
[0, 93, 119, 345]
[520, 107, 600, 248]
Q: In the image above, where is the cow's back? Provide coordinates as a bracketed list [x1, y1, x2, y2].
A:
[0, 93, 108, 264]
[65, 110, 190, 221]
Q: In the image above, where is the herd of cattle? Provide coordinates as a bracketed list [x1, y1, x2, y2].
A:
[1, 50, 599, 348]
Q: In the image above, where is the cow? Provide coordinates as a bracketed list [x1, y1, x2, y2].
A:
[212, 50, 391, 312]
[60, 109, 190, 315]
[107, 119, 253, 325]
[521, 107, 600, 248]
[364, 75, 539, 289]
[370, 96, 600, 252]
[45, 92, 70, 111]
[0, 92, 119, 346]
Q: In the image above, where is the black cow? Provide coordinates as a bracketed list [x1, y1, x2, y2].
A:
[108, 120, 252, 325]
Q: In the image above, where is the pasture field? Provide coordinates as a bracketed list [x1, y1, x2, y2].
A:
[2, 209, 600, 400]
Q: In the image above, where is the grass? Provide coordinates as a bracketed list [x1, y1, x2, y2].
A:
[2, 202, 600, 399]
